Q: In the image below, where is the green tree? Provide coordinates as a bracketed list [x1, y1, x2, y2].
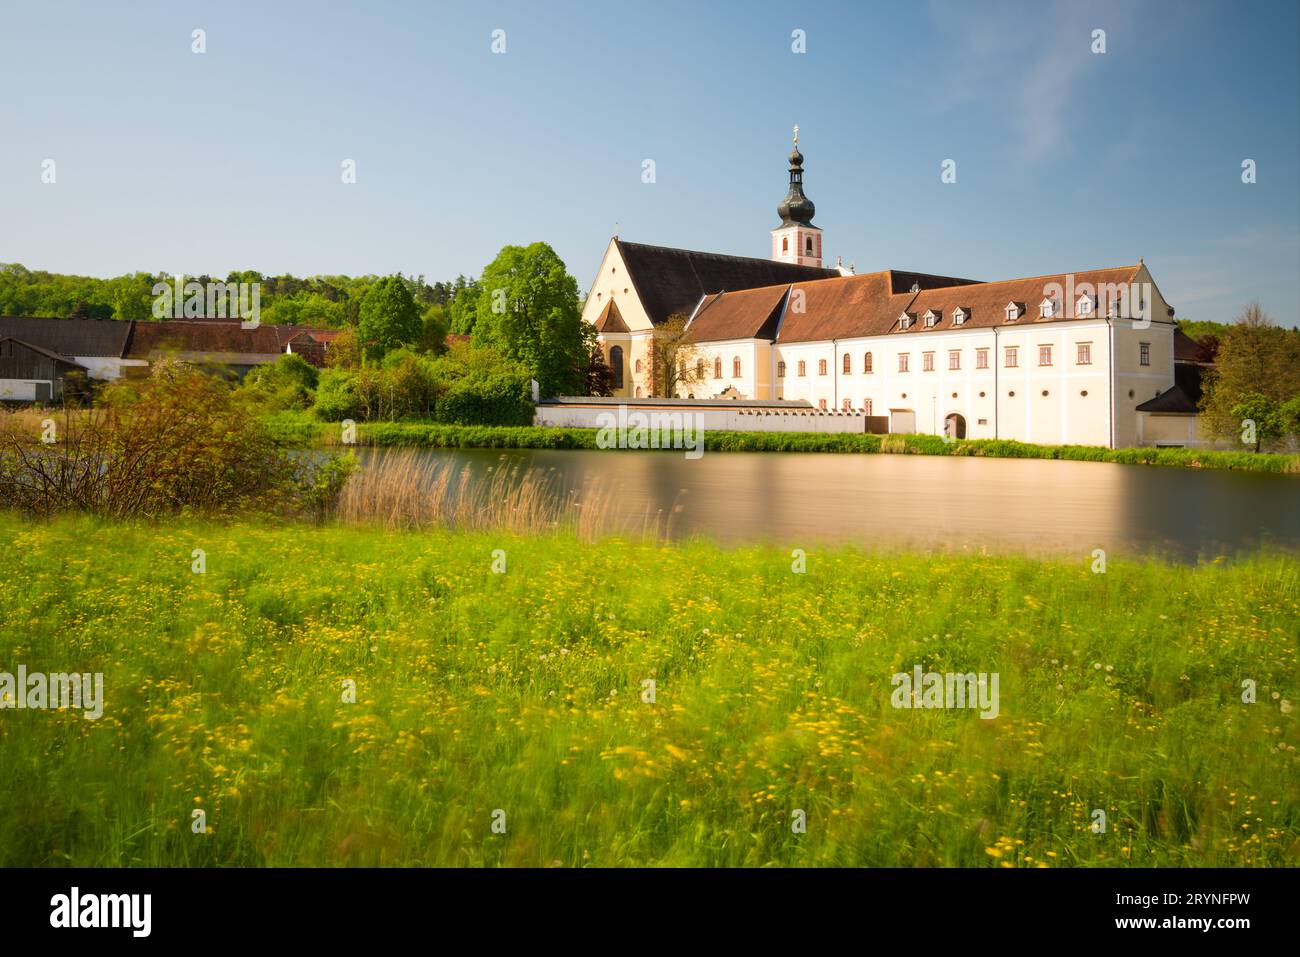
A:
[416, 304, 451, 353]
[469, 243, 585, 396]
[1201, 303, 1300, 450]
[1230, 393, 1284, 453]
[357, 275, 421, 362]
[649, 313, 707, 397]
[447, 275, 482, 335]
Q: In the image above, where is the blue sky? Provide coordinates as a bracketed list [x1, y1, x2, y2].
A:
[1, 0, 1297, 325]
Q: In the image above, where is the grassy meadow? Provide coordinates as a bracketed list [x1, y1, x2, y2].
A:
[0, 513, 1297, 867]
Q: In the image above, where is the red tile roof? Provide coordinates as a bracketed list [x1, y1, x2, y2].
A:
[593, 299, 630, 334]
[687, 284, 789, 342]
[681, 263, 1149, 345]
[124, 321, 339, 361]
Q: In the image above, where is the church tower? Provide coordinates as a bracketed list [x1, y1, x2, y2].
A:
[771, 126, 822, 267]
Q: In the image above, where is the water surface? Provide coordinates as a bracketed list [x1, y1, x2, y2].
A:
[366, 447, 1300, 560]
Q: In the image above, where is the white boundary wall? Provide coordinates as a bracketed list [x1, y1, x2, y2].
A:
[535, 402, 869, 434]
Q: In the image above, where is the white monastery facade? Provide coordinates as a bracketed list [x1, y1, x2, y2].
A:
[582, 136, 1209, 449]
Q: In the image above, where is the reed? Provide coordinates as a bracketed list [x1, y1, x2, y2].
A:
[333, 449, 647, 539]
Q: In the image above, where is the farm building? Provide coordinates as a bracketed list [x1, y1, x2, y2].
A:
[0, 316, 340, 400]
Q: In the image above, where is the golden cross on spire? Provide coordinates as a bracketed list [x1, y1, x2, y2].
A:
[793, 124, 799, 147]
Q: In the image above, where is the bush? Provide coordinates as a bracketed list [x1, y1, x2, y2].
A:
[434, 372, 534, 426]
[0, 360, 352, 519]
[242, 353, 320, 411]
[313, 367, 363, 421]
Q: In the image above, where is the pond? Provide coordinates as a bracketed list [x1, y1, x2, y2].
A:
[362, 447, 1300, 561]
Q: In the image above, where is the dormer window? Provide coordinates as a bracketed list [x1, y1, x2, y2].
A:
[1039, 297, 1058, 319]
[1005, 302, 1023, 323]
[923, 310, 939, 328]
[952, 308, 968, 326]
[1076, 294, 1095, 316]
[899, 312, 915, 331]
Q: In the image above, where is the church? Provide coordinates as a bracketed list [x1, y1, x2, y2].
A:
[581, 133, 1212, 449]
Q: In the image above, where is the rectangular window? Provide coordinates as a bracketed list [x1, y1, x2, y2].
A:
[948, 350, 961, 371]
[864, 398, 873, 415]
[818, 358, 828, 376]
[1005, 346, 1018, 368]
[1038, 345, 1052, 366]
[798, 360, 807, 376]
[898, 354, 909, 373]
[923, 352, 935, 372]
[1076, 342, 1091, 365]
[1140, 342, 1150, 366]
[777, 361, 786, 378]
[976, 348, 989, 370]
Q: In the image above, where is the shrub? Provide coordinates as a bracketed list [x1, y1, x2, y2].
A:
[313, 367, 363, 421]
[242, 353, 320, 411]
[0, 360, 351, 519]
[434, 372, 534, 426]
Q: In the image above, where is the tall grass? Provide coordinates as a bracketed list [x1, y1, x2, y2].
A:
[334, 450, 676, 540]
[336, 450, 605, 537]
[0, 513, 1295, 867]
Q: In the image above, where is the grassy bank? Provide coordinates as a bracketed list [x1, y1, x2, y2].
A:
[0, 513, 1296, 866]
[265, 411, 1300, 473]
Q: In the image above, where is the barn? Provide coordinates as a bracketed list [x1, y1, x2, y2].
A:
[0, 337, 89, 401]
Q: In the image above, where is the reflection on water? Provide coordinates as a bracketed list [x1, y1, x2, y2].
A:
[363, 448, 1300, 560]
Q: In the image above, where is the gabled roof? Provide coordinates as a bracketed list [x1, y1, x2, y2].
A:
[774, 264, 1143, 343]
[0, 316, 133, 357]
[614, 239, 838, 326]
[593, 298, 630, 334]
[0, 336, 88, 368]
[126, 321, 288, 360]
[687, 284, 789, 343]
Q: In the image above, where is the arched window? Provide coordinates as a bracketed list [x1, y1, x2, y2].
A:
[635, 386, 642, 398]
[713, 356, 722, 379]
[634, 358, 642, 374]
[782, 237, 789, 253]
[696, 358, 705, 379]
[864, 352, 873, 373]
[732, 356, 741, 378]
[842, 353, 851, 374]
[608, 345, 624, 389]
[805, 237, 813, 254]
